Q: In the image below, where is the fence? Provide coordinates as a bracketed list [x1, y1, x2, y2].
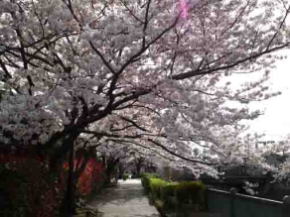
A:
[207, 188, 290, 217]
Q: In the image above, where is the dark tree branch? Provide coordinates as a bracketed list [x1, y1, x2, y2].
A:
[172, 43, 290, 80]
[147, 138, 213, 165]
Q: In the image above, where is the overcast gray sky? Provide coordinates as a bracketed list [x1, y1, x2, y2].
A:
[248, 50, 290, 140]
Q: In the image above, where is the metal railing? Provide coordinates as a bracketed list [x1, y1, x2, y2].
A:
[207, 188, 290, 217]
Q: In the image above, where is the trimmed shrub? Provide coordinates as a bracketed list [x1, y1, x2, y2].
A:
[122, 173, 129, 180]
[141, 173, 160, 193]
[175, 181, 206, 208]
[161, 182, 178, 206]
[140, 174, 207, 211]
[149, 178, 168, 199]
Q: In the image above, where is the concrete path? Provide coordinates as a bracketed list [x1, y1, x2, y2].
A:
[88, 179, 160, 217]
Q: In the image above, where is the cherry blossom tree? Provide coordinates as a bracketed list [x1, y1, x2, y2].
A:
[0, 0, 290, 215]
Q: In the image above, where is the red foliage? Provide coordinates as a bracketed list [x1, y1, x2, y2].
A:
[0, 152, 63, 217]
[62, 157, 105, 196]
[0, 151, 105, 217]
[77, 158, 104, 196]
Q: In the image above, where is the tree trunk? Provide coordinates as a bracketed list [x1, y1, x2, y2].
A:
[60, 134, 79, 217]
[104, 157, 119, 185]
[118, 163, 126, 179]
[135, 158, 144, 178]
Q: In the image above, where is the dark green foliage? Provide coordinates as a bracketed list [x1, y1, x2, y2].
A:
[175, 181, 206, 208]
[122, 173, 129, 180]
[141, 173, 160, 193]
[141, 174, 207, 212]
[149, 178, 168, 199]
[0, 169, 29, 217]
[161, 182, 178, 206]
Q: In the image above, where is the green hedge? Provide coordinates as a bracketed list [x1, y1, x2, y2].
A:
[161, 182, 178, 206]
[141, 173, 206, 211]
[122, 173, 129, 181]
[149, 178, 168, 199]
[175, 181, 206, 206]
[140, 173, 160, 193]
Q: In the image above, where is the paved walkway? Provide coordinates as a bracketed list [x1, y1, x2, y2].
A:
[88, 179, 160, 217]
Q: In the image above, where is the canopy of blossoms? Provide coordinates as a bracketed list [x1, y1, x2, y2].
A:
[0, 0, 289, 177]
